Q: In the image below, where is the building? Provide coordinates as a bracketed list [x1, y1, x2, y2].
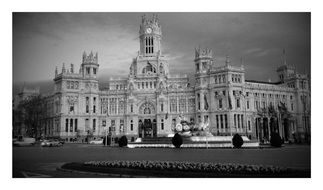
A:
[13, 14, 311, 143]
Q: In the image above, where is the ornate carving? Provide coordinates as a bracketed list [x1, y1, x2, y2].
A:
[139, 101, 156, 115]
[66, 95, 78, 104]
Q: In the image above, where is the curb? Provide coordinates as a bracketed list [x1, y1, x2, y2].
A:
[56, 165, 148, 178]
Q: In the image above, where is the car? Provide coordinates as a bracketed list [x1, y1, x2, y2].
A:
[41, 139, 63, 147]
[89, 139, 103, 144]
[13, 137, 36, 146]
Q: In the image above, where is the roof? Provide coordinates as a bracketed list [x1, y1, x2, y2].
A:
[245, 80, 282, 85]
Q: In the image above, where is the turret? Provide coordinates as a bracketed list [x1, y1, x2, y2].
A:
[81, 51, 99, 79]
[194, 47, 213, 74]
[139, 14, 162, 57]
[277, 49, 296, 83]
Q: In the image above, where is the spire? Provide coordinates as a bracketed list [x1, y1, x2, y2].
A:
[283, 48, 287, 65]
[142, 14, 146, 23]
[62, 63, 66, 73]
[70, 63, 74, 73]
[55, 66, 58, 77]
[225, 55, 230, 66]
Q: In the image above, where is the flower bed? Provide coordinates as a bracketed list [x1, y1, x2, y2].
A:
[59, 160, 309, 177]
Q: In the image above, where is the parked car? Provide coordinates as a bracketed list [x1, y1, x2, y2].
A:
[89, 139, 103, 144]
[41, 139, 63, 147]
[13, 137, 36, 146]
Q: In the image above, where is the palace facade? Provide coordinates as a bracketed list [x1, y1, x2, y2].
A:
[14, 14, 311, 142]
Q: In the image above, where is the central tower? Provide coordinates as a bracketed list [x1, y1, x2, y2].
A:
[139, 14, 162, 57]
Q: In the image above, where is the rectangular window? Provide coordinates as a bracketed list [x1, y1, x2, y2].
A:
[197, 94, 200, 110]
[241, 115, 243, 129]
[65, 119, 68, 132]
[220, 115, 223, 129]
[219, 99, 222, 109]
[237, 99, 240, 108]
[86, 67, 90, 74]
[222, 91, 226, 96]
[161, 103, 164, 112]
[110, 120, 115, 132]
[93, 68, 97, 75]
[86, 97, 89, 113]
[248, 120, 251, 131]
[131, 104, 133, 112]
[247, 101, 249, 109]
[234, 114, 236, 127]
[74, 119, 78, 131]
[69, 105, 74, 113]
[130, 120, 133, 131]
[216, 115, 219, 129]
[93, 119, 96, 132]
[70, 119, 73, 132]
[161, 119, 164, 130]
[225, 114, 228, 128]
[237, 115, 240, 128]
[291, 103, 294, 111]
[93, 97, 96, 113]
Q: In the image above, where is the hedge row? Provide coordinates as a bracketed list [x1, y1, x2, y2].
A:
[84, 160, 289, 175]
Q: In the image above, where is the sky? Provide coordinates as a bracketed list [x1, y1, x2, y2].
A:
[13, 12, 310, 92]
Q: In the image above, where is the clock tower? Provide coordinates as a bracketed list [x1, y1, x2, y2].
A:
[139, 14, 162, 57]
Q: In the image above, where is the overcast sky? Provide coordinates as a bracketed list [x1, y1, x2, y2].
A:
[13, 12, 310, 85]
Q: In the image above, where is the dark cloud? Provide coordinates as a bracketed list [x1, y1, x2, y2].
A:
[13, 12, 310, 85]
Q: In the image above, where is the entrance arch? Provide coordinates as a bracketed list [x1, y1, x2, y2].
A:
[138, 101, 157, 138]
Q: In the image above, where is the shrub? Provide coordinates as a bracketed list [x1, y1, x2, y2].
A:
[270, 132, 283, 147]
[232, 133, 244, 148]
[118, 136, 128, 147]
[83, 160, 289, 175]
[172, 133, 183, 148]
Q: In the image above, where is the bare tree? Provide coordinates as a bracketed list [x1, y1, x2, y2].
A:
[19, 95, 47, 139]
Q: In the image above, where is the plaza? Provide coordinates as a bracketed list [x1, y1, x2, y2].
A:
[13, 144, 310, 177]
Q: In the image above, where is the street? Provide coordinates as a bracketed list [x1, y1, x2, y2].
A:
[13, 144, 310, 178]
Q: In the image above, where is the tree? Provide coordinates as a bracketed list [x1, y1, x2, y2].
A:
[232, 134, 244, 148]
[18, 95, 47, 139]
[172, 133, 183, 148]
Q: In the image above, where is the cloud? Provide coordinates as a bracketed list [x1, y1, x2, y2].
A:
[13, 13, 310, 85]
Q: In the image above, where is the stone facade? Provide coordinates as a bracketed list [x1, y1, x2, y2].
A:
[15, 14, 310, 143]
